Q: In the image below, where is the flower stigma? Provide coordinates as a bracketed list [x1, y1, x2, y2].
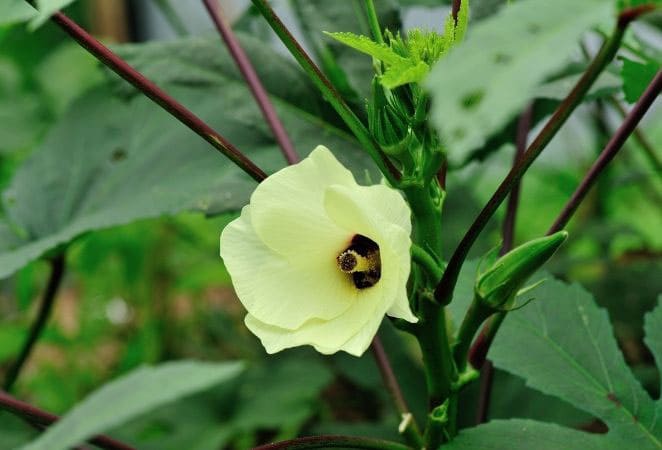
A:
[337, 235, 381, 290]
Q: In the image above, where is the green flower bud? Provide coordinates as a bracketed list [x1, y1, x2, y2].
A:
[475, 231, 568, 309]
[367, 78, 410, 154]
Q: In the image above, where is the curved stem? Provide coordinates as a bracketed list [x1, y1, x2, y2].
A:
[202, 0, 300, 165]
[4, 254, 66, 392]
[370, 337, 424, 448]
[0, 390, 135, 450]
[411, 244, 443, 282]
[434, 22, 628, 306]
[549, 69, 662, 233]
[47, 10, 267, 182]
[252, 435, 412, 450]
[249, 0, 400, 185]
[363, 0, 384, 44]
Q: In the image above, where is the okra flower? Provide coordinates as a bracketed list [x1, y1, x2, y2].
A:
[220, 146, 416, 356]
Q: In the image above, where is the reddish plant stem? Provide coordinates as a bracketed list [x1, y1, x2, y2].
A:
[469, 67, 662, 371]
[249, 0, 401, 184]
[452, 0, 462, 23]
[370, 337, 423, 446]
[4, 254, 66, 392]
[500, 105, 534, 255]
[433, 17, 631, 307]
[474, 105, 533, 424]
[202, 0, 299, 165]
[548, 69, 662, 234]
[49, 11, 267, 182]
[252, 435, 411, 450]
[0, 390, 135, 450]
[371, 337, 409, 414]
[608, 97, 661, 172]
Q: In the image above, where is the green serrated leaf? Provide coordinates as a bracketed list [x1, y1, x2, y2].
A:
[21, 361, 244, 450]
[445, 419, 619, 450]
[324, 31, 409, 66]
[427, 0, 612, 165]
[381, 60, 429, 88]
[490, 278, 661, 449]
[621, 57, 660, 103]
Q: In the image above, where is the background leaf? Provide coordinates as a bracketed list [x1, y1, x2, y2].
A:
[0, 1, 36, 26]
[0, 34, 374, 279]
[621, 57, 660, 103]
[426, 0, 612, 164]
[490, 277, 661, 449]
[21, 360, 244, 450]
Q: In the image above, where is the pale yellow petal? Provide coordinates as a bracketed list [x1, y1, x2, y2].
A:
[324, 185, 415, 321]
[244, 280, 387, 355]
[220, 206, 355, 330]
[250, 146, 356, 263]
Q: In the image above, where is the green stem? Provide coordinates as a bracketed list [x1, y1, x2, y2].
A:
[434, 23, 627, 306]
[453, 296, 492, 373]
[250, 0, 400, 185]
[411, 244, 444, 282]
[252, 435, 412, 450]
[403, 181, 454, 448]
[363, 0, 384, 44]
[4, 254, 66, 392]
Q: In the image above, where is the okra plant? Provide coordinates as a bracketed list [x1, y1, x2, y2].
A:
[0, 0, 660, 449]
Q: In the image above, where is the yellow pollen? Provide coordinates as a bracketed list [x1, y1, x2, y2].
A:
[337, 250, 372, 273]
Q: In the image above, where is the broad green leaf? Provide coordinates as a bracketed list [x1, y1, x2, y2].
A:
[446, 419, 618, 450]
[621, 57, 660, 103]
[643, 298, 662, 393]
[0, 34, 373, 280]
[426, 0, 612, 164]
[490, 278, 661, 449]
[21, 360, 244, 450]
[0, 1, 36, 26]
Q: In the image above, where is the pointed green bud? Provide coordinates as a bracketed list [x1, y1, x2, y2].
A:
[367, 78, 410, 154]
[475, 231, 568, 309]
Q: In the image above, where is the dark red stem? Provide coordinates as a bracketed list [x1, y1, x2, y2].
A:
[433, 16, 631, 306]
[548, 69, 662, 234]
[202, 0, 299, 165]
[50, 11, 267, 182]
[0, 390, 135, 450]
[468, 66, 662, 372]
[4, 254, 65, 392]
[452, 0, 462, 23]
[370, 337, 409, 418]
[500, 105, 534, 255]
[474, 104, 534, 424]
